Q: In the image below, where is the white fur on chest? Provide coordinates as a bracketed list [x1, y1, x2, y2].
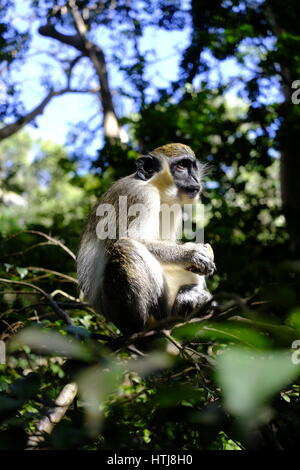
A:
[162, 263, 205, 308]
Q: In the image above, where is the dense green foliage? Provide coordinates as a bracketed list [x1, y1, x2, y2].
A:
[1, 0, 300, 451]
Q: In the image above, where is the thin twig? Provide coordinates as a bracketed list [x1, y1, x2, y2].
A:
[0, 278, 73, 325]
[6, 230, 76, 260]
[51, 289, 78, 301]
[26, 267, 78, 284]
[162, 329, 186, 355]
[5, 241, 55, 258]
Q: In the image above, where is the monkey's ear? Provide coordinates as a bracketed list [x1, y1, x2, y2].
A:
[135, 155, 161, 181]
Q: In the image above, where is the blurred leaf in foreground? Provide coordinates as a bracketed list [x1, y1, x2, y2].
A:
[77, 353, 170, 437]
[172, 321, 270, 349]
[216, 347, 300, 420]
[9, 327, 92, 361]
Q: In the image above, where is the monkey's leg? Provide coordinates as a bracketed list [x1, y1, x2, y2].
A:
[102, 239, 169, 334]
[171, 281, 212, 318]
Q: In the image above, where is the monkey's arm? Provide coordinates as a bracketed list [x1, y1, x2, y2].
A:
[134, 239, 215, 276]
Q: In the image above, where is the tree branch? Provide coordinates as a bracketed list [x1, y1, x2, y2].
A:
[0, 87, 99, 141]
[6, 230, 77, 260]
[38, 24, 86, 53]
[39, 4, 124, 140]
[27, 382, 78, 449]
[0, 89, 56, 140]
[0, 278, 73, 325]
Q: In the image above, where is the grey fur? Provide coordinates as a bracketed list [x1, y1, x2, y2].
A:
[76, 143, 215, 333]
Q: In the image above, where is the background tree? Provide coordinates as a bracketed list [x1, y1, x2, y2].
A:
[178, 0, 300, 254]
[1, 0, 300, 451]
[0, 0, 188, 147]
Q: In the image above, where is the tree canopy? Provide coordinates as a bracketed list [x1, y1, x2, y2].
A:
[1, 0, 300, 451]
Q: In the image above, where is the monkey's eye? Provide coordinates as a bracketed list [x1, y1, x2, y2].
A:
[176, 160, 189, 171]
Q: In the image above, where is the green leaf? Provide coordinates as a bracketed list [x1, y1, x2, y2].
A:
[16, 267, 28, 279]
[4, 263, 13, 272]
[77, 353, 170, 436]
[10, 327, 92, 361]
[216, 347, 300, 417]
[152, 384, 202, 407]
[286, 308, 300, 331]
[232, 316, 300, 346]
[172, 321, 270, 349]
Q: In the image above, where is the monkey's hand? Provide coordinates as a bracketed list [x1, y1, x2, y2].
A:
[185, 243, 216, 276]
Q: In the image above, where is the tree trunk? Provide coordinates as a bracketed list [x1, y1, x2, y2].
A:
[265, 4, 300, 255]
[279, 115, 300, 255]
[39, 1, 124, 142]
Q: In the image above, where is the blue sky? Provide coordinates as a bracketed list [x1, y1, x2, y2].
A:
[11, 0, 193, 150]
[7, 0, 282, 158]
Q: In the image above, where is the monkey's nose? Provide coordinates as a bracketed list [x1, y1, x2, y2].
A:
[187, 184, 200, 193]
[184, 186, 200, 198]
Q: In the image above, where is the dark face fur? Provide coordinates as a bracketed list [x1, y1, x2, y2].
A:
[135, 147, 203, 200]
[169, 155, 202, 199]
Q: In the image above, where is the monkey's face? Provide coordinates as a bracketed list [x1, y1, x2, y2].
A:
[169, 156, 202, 202]
[135, 144, 203, 204]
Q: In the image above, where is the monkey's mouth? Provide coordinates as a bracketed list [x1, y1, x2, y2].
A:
[182, 188, 200, 199]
